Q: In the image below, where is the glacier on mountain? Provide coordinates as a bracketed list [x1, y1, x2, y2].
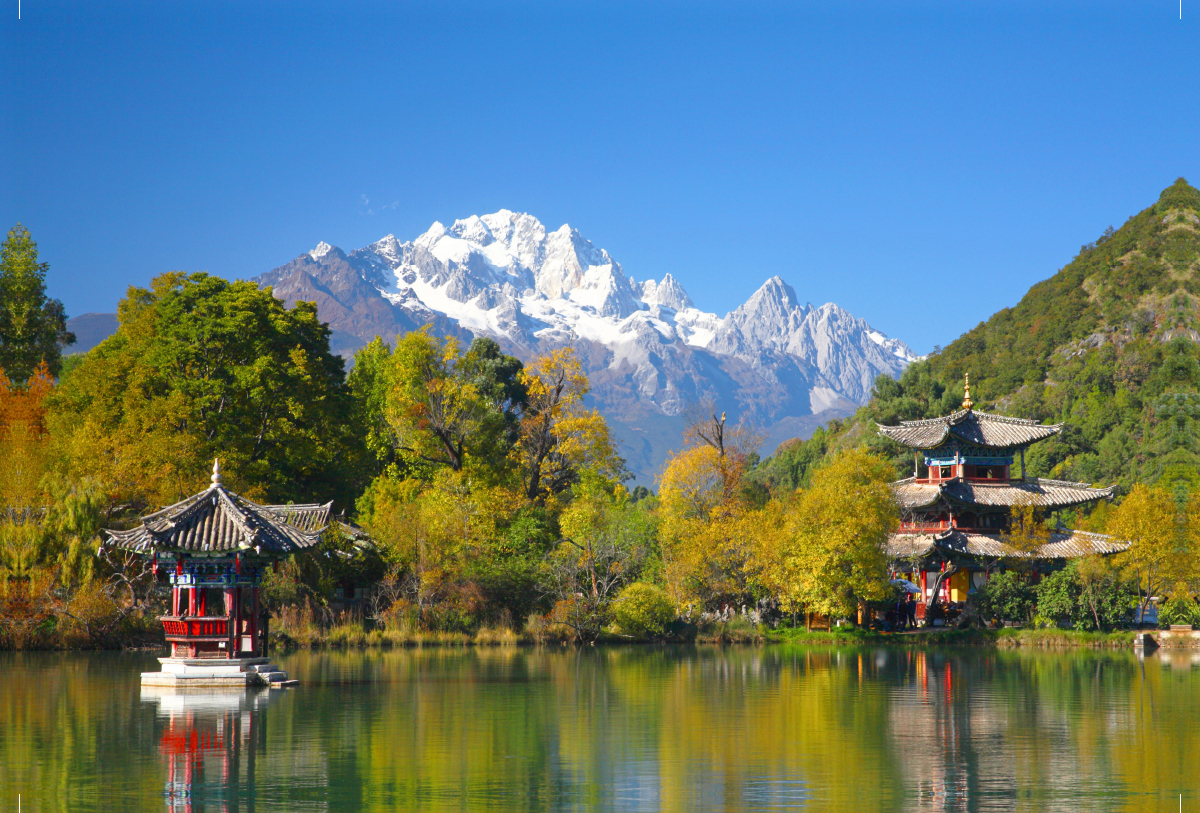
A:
[257, 210, 917, 482]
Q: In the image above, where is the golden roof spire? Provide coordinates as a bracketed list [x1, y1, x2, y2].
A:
[962, 373, 974, 411]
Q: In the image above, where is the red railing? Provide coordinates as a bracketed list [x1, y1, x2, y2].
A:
[159, 616, 228, 638]
[899, 521, 949, 532]
[913, 477, 1019, 485]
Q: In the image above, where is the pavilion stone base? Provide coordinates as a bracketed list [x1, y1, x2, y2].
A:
[141, 657, 295, 688]
[1142, 629, 1200, 649]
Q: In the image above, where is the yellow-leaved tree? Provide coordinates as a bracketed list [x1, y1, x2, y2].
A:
[657, 434, 759, 609]
[513, 347, 621, 503]
[756, 449, 897, 622]
[1110, 484, 1180, 622]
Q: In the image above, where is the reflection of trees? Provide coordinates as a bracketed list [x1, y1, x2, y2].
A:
[6, 647, 1200, 811]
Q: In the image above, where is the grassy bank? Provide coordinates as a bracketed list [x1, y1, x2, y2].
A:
[267, 607, 1140, 651]
[765, 626, 1136, 648]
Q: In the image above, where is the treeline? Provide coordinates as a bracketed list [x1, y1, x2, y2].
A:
[0, 224, 909, 648]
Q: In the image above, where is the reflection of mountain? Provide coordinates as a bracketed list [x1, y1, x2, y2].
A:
[143, 687, 278, 813]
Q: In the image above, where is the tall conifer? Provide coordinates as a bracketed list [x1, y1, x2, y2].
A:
[0, 225, 75, 381]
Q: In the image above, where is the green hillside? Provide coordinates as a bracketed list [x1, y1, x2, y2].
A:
[759, 178, 1200, 503]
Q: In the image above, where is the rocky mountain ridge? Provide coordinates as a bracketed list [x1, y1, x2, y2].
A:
[256, 210, 917, 482]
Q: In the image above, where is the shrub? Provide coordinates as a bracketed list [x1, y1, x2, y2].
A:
[1159, 592, 1200, 627]
[977, 571, 1036, 625]
[610, 583, 675, 640]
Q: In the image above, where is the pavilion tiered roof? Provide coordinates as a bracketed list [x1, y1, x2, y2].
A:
[105, 461, 330, 556]
[891, 477, 1116, 511]
[885, 528, 1128, 561]
[877, 409, 1064, 450]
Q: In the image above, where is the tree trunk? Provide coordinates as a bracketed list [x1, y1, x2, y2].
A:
[923, 564, 958, 627]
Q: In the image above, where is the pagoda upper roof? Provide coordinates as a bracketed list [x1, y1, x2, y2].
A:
[886, 528, 1127, 561]
[105, 461, 330, 557]
[891, 476, 1115, 511]
[876, 409, 1063, 450]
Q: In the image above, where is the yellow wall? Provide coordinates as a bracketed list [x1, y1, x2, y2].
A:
[949, 570, 970, 603]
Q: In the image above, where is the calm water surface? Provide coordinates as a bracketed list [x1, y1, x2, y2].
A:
[2, 645, 1199, 812]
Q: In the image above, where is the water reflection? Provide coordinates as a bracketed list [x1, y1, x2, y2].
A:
[2, 647, 1199, 812]
[142, 686, 277, 813]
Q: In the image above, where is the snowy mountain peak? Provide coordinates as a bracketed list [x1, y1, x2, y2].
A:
[259, 209, 916, 483]
[448, 214, 494, 245]
[365, 234, 403, 266]
[747, 275, 802, 313]
[640, 273, 694, 310]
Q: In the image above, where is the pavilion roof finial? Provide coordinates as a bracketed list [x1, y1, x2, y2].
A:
[962, 373, 974, 411]
[211, 458, 223, 488]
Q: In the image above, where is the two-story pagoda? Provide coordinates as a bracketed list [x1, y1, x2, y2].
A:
[106, 460, 331, 687]
[877, 378, 1125, 615]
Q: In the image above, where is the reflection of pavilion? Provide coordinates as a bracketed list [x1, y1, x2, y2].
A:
[142, 685, 276, 813]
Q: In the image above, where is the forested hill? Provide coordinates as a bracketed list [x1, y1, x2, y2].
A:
[758, 178, 1200, 500]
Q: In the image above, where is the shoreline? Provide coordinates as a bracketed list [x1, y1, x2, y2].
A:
[6, 625, 1189, 652]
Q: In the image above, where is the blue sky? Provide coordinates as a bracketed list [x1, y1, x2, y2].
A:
[2, 0, 1198, 354]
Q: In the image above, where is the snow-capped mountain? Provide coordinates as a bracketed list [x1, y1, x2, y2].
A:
[256, 210, 917, 482]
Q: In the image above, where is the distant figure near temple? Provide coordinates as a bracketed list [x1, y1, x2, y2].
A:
[105, 460, 331, 687]
[877, 375, 1126, 625]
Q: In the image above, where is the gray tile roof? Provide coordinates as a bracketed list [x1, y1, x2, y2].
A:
[891, 477, 1114, 510]
[877, 409, 1064, 450]
[885, 529, 1128, 561]
[105, 486, 330, 556]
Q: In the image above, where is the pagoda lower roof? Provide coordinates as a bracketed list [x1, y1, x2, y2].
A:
[891, 477, 1115, 511]
[105, 486, 331, 556]
[876, 409, 1063, 450]
[886, 529, 1128, 561]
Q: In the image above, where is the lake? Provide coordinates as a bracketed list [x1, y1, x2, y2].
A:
[2, 645, 1198, 812]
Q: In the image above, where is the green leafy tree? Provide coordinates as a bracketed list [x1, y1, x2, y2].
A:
[0, 225, 74, 381]
[1034, 559, 1135, 631]
[47, 272, 360, 509]
[375, 329, 525, 480]
[543, 473, 654, 642]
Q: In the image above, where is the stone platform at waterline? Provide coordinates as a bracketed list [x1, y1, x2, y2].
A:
[140, 657, 296, 688]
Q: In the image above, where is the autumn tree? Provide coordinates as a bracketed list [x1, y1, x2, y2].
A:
[0, 225, 75, 382]
[513, 347, 621, 502]
[658, 444, 781, 609]
[542, 473, 654, 641]
[0, 363, 55, 580]
[378, 330, 525, 478]
[756, 449, 897, 622]
[1110, 484, 1180, 621]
